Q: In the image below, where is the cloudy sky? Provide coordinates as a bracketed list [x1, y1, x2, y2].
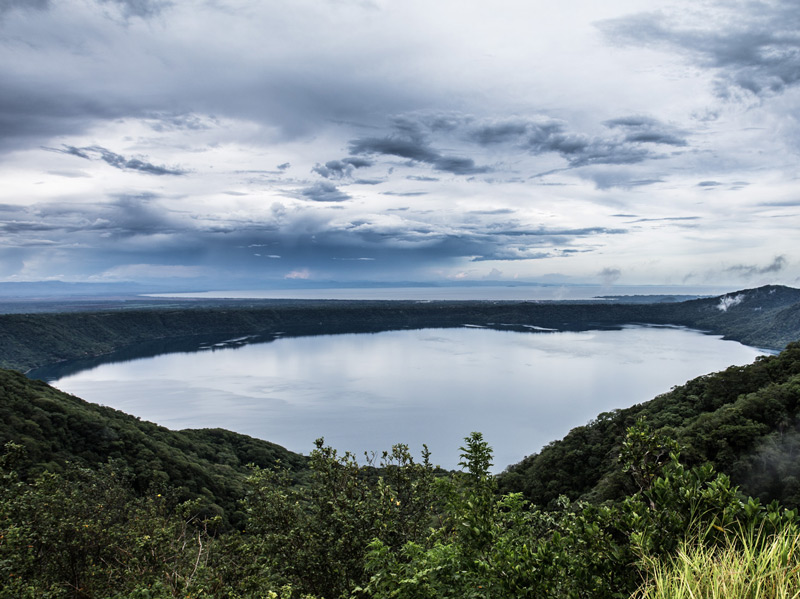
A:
[1, 0, 798, 290]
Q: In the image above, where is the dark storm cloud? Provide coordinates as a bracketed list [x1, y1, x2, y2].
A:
[0, 0, 50, 15]
[622, 131, 686, 145]
[598, 1, 800, 98]
[349, 116, 492, 176]
[581, 170, 664, 190]
[60, 193, 178, 237]
[0, 89, 127, 153]
[433, 156, 488, 175]
[725, 255, 787, 277]
[146, 112, 213, 132]
[346, 110, 685, 183]
[0, 6, 421, 156]
[349, 137, 438, 163]
[99, 0, 171, 19]
[468, 208, 516, 215]
[0, 191, 633, 283]
[470, 249, 553, 262]
[0, 220, 59, 233]
[312, 157, 374, 180]
[300, 182, 352, 202]
[0, 193, 182, 249]
[0, 3, 177, 154]
[470, 119, 538, 145]
[466, 115, 680, 167]
[350, 135, 490, 175]
[603, 116, 687, 147]
[448, 225, 625, 262]
[290, 214, 630, 267]
[566, 142, 653, 167]
[12, 0, 172, 18]
[487, 226, 627, 241]
[46, 145, 188, 176]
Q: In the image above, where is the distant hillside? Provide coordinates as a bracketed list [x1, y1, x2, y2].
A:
[656, 285, 800, 349]
[0, 368, 307, 527]
[498, 340, 800, 508]
[2, 285, 799, 373]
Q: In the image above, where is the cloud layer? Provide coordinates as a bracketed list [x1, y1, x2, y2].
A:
[0, 0, 797, 289]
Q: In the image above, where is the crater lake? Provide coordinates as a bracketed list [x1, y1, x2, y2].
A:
[42, 325, 766, 470]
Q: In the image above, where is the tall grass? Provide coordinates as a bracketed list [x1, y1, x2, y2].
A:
[635, 524, 800, 599]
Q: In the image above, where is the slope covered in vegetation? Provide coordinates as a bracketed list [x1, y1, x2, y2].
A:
[3, 423, 799, 598]
[0, 368, 307, 527]
[498, 341, 800, 509]
[657, 284, 800, 349]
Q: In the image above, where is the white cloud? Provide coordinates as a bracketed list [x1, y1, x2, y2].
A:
[98, 264, 210, 279]
[285, 268, 311, 280]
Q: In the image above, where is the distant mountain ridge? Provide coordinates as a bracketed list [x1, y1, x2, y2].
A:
[1, 285, 799, 373]
[656, 285, 800, 349]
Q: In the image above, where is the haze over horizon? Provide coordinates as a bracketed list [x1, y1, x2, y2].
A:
[1, 0, 798, 292]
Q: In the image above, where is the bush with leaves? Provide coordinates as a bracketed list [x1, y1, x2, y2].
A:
[0, 443, 227, 599]
[360, 425, 800, 599]
[4, 423, 800, 598]
[243, 439, 439, 599]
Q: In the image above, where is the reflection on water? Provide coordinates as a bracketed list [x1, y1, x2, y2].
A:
[48, 326, 765, 471]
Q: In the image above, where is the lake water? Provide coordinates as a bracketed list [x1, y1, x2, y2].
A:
[48, 326, 766, 471]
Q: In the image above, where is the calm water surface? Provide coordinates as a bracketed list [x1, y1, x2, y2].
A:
[49, 326, 765, 470]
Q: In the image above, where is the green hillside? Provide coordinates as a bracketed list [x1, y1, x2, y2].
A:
[498, 341, 800, 507]
[657, 285, 800, 349]
[0, 368, 307, 527]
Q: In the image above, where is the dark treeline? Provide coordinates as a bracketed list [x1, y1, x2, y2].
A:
[3, 284, 800, 373]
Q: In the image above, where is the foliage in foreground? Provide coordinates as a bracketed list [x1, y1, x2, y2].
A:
[635, 524, 800, 599]
[0, 367, 308, 530]
[3, 422, 800, 599]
